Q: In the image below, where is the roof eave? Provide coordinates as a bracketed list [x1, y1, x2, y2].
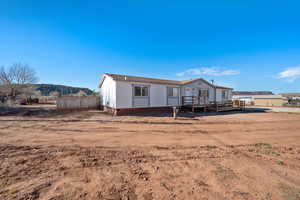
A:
[99, 74, 108, 88]
[181, 78, 233, 90]
[214, 86, 233, 90]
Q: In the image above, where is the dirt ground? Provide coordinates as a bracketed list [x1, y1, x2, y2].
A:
[0, 106, 300, 200]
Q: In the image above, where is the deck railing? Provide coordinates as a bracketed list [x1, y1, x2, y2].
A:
[181, 97, 244, 112]
[182, 96, 209, 106]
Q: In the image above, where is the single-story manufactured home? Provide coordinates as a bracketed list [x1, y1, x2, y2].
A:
[99, 73, 233, 115]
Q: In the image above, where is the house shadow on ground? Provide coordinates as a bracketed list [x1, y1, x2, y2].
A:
[0, 105, 271, 120]
[123, 107, 271, 118]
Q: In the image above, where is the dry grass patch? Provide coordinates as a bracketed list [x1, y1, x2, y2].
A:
[214, 165, 237, 181]
[280, 184, 300, 200]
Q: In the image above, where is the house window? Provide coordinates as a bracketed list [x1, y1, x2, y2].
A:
[167, 87, 179, 97]
[199, 89, 209, 97]
[134, 86, 149, 97]
[222, 90, 227, 99]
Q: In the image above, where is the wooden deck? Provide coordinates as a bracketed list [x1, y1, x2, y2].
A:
[181, 96, 245, 112]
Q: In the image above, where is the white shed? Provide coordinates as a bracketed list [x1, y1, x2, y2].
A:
[99, 73, 233, 115]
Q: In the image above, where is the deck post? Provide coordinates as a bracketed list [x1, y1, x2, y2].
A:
[192, 96, 195, 112]
[173, 106, 178, 119]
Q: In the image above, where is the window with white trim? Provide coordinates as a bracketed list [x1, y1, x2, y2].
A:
[134, 86, 149, 97]
[167, 87, 179, 97]
[222, 90, 228, 99]
[199, 89, 209, 97]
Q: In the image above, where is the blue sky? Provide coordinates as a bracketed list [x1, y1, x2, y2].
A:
[1, 0, 300, 93]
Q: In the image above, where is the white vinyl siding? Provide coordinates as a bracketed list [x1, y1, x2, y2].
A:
[100, 76, 117, 108]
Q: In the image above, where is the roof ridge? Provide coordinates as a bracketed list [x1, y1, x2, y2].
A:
[101, 73, 232, 89]
[105, 73, 182, 82]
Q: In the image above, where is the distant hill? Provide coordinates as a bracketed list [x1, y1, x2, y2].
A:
[0, 84, 94, 96]
[280, 93, 300, 97]
[35, 84, 93, 96]
[232, 91, 273, 96]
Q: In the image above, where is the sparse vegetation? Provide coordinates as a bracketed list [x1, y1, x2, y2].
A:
[253, 143, 272, 148]
[280, 184, 300, 200]
[272, 151, 281, 156]
[206, 145, 217, 149]
[277, 161, 286, 166]
[214, 166, 236, 181]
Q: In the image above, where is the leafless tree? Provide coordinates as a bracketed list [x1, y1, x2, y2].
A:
[0, 63, 38, 98]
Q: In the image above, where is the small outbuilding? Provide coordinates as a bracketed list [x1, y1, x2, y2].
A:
[280, 93, 300, 100]
[253, 95, 286, 107]
[232, 91, 274, 105]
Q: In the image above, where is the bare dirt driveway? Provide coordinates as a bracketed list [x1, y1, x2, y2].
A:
[0, 106, 300, 200]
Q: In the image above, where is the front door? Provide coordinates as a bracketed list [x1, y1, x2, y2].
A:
[198, 89, 209, 104]
[184, 87, 192, 96]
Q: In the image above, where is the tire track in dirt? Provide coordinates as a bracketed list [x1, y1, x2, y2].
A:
[198, 126, 300, 191]
[1, 143, 299, 200]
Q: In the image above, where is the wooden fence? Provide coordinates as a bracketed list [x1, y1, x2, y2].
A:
[56, 96, 100, 110]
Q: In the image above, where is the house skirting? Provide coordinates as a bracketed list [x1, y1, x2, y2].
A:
[103, 106, 174, 116]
